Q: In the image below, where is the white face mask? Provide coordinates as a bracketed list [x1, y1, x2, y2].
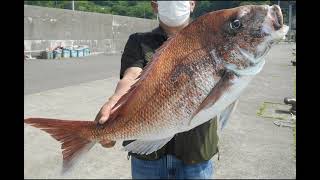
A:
[157, 1, 191, 27]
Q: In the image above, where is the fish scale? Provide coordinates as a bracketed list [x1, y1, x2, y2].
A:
[117, 54, 218, 140]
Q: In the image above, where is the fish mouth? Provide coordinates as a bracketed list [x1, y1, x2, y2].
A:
[249, 24, 287, 65]
[261, 5, 289, 40]
[252, 5, 289, 62]
[270, 5, 283, 31]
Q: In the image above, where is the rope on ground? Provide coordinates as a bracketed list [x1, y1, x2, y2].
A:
[273, 113, 296, 128]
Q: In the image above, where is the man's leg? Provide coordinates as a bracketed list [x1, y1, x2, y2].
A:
[131, 156, 166, 179]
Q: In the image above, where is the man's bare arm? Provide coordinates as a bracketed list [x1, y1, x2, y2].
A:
[94, 67, 142, 124]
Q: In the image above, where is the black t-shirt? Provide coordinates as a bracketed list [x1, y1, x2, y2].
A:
[119, 26, 219, 164]
[120, 27, 168, 79]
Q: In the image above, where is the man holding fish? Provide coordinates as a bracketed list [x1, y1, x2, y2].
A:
[25, 0, 289, 178]
[95, 1, 218, 179]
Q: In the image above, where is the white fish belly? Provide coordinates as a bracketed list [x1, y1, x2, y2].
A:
[187, 75, 254, 130]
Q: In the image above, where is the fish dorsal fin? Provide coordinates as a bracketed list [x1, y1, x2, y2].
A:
[122, 136, 174, 155]
[107, 36, 176, 122]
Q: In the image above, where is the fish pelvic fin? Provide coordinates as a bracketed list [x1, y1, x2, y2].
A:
[122, 136, 174, 155]
[218, 100, 238, 131]
[24, 117, 96, 174]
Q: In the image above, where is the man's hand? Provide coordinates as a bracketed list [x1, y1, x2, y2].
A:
[94, 96, 119, 124]
[94, 67, 142, 148]
[94, 96, 120, 148]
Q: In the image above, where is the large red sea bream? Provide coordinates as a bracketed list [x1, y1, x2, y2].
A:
[25, 5, 289, 173]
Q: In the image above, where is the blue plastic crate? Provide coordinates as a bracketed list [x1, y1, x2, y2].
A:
[76, 48, 84, 57]
[53, 50, 62, 59]
[42, 51, 53, 59]
[62, 49, 70, 58]
[70, 49, 77, 57]
[83, 48, 90, 56]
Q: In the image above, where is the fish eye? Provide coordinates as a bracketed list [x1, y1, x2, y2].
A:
[230, 19, 241, 29]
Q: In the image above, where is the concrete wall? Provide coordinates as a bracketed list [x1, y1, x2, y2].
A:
[24, 5, 158, 55]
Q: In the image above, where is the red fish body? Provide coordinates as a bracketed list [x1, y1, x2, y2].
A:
[25, 5, 289, 173]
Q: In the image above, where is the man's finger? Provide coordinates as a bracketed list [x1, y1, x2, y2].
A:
[99, 116, 109, 124]
[100, 140, 116, 148]
[94, 113, 101, 122]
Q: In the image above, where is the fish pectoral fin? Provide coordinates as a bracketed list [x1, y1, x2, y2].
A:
[188, 71, 234, 127]
[122, 136, 173, 155]
[218, 100, 239, 130]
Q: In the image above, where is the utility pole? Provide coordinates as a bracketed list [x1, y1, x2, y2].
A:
[72, 0, 75, 11]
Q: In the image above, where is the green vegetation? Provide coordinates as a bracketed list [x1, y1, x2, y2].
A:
[257, 101, 289, 120]
[238, 1, 271, 6]
[257, 102, 267, 116]
[257, 101, 284, 117]
[24, 1, 293, 20]
[24, 1, 155, 19]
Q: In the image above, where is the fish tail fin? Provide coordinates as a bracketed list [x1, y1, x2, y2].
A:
[24, 117, 96, 174]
